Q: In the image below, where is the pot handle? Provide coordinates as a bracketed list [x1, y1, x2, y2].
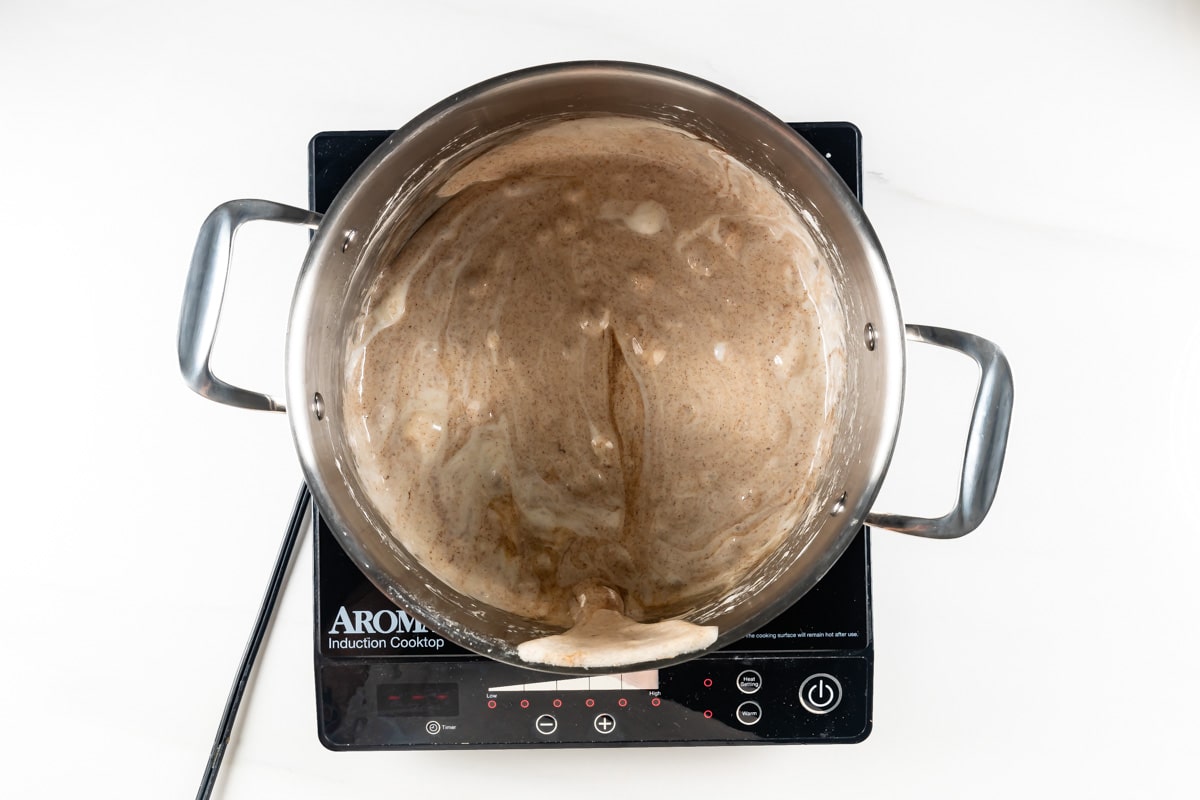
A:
[866, 324, 1014, 539]
[178, 199, 322, 412]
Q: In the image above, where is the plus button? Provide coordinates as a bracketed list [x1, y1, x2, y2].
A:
[593, 713, 617, 735]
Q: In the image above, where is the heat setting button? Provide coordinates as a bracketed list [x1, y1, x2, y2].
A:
[534, 714, 558, 735]
[799, 673, 843, 715]
[736, 669, 763, 695]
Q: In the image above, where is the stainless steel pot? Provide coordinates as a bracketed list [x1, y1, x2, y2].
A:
[178, 62, 1013, 674]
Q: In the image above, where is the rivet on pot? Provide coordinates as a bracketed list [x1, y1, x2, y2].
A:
[830, 492, 847, 517]
[312, 392, 325, 420]
[864, 323, 877, 351]
[341, 229, 357, 253]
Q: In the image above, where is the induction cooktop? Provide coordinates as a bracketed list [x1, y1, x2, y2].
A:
[309, 122, 872, 749]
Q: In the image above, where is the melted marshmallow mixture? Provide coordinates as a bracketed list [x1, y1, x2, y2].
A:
[344, 117, 844, 666]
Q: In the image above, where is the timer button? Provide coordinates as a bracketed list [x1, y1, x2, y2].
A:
[735, 701, 763, 726]
[736, 670, 763, 694]
[799, 673, 842, 715]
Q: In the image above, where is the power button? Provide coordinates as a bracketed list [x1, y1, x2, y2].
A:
[799, 673, 842, 715]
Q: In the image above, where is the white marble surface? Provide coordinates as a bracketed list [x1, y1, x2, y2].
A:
[3, 1, 1198, 797]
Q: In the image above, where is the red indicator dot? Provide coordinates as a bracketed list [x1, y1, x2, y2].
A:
[585, 698, 595, 708]
[552, 698, 563, 708]
[618, 698, 628, 708]
[520, 699, 530, 709]
[487, 700, 497, 709]
[702, 678, 713, 688]
[703, 710, 713, 719]
[651, 697, 662, 707]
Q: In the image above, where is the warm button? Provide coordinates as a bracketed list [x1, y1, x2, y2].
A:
[736, 669, 763, 694]
[799, 673, 842, 715]
[735, 701, 763, 726]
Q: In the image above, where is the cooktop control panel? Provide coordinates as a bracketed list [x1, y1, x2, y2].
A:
[317, 653, 870, 748]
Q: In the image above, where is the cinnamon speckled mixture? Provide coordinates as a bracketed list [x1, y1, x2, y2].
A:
[343, 117, 844, 657]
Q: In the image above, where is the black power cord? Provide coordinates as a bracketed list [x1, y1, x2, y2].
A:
[195, 483, 311, 800]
